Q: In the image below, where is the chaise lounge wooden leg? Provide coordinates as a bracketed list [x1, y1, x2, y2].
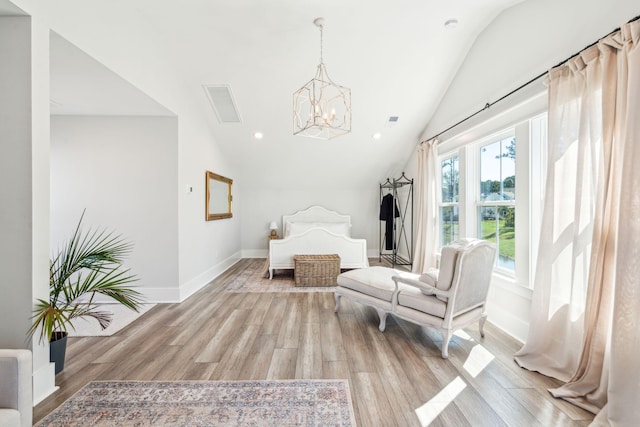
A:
[441, 329, 453, 359]
[479, 314, 487, 338]
[334, 294, 342, 313]
[376, 309, 388, 332]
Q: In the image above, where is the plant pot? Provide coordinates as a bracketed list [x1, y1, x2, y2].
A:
[50, 331, 68, 374]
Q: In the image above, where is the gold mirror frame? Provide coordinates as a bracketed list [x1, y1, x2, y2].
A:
[205, 171, 233, 220]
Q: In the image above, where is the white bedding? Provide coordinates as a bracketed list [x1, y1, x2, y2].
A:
[268, 206, 369, 279]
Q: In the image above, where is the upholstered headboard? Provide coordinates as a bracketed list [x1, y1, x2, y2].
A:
[282, 206, 352, 237]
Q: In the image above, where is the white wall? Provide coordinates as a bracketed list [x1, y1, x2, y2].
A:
[0, 15, 34, 352]
[405, 0, 639, 342]
[177, 112, 241, 300]
[240, 187, 380, 258]
[30, 12, 54, 402]
[50, 115, 179, 301]
[0, 14, 55, 404]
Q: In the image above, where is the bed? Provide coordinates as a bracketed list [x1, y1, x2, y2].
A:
[268, 206, 369, 279]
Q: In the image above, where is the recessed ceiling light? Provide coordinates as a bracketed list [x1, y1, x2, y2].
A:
[372, 132, 382, 140]
[444, 19, 459, 29]
[253, 131, 264, 139]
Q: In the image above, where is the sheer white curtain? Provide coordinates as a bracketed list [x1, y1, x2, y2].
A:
[514, 45, 602, 383]
[589, 20, 640, 426]
[515, 20, 640, 424]
[413, 139, 439, 273]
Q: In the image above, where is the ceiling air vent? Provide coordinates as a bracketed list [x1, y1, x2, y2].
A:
[386, 116, 399, 128]
[203, 84, 241, 123]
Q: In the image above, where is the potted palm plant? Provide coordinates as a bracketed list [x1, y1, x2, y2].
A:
[28, 212, 144, 374]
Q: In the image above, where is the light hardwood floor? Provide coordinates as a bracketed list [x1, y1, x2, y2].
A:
[34, 259, 594, 426]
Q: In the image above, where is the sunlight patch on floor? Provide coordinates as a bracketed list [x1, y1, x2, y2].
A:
[453, 329, 473, 341]
[463, 344, 495, 378]
[415, 376, 467, 426]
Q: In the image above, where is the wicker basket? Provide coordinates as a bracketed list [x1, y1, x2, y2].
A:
[293, 254, 341, 287]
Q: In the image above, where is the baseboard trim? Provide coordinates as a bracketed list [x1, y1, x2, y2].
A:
[138, 287, 181, 303]
[242, 249, 267, 258]
[178, 252, 242, 302]
[486, 304, 528, 343]
[367, 249, 379, 259]
[33, 362, 57, 405]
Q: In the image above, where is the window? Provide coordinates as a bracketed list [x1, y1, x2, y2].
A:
[478, 134, 516, 271]
[440, 156, 459, 246]
[436, 113, 547, 288]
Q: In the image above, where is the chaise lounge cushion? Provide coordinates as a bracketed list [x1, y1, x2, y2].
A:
[436, 245, 458, 293]
[337, 266, 402, 301]
[419, 269, 438, 287]
[425, 238, 479, 301]
[397, 286, 447, 318]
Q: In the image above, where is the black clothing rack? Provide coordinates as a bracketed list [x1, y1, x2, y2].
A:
[379, 172, 413, 268]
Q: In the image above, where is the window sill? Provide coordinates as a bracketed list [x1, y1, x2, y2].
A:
[491, 271, 534, 299]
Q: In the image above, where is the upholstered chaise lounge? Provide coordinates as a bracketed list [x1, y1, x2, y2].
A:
[334, 239, 496, 358]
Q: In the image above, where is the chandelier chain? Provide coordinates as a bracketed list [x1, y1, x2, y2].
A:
[319, 25, 324, 64]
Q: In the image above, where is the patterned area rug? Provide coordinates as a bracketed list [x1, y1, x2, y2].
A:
[222, 258, 385, 293]
[37, 380, 356, 426]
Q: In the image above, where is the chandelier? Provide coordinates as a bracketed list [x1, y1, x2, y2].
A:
[293, 17, 351, 140]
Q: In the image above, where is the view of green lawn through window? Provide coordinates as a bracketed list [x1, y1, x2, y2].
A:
[479, 207, 515, 269]
[479, 136, 516, 270]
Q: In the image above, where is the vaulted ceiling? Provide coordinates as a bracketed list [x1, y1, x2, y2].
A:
[4, 0, 524, 189]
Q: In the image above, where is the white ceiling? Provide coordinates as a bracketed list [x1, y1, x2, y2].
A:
[50, 33, 174, 117]
[6, 0, 524, 189]
[0, 1, 23, 15]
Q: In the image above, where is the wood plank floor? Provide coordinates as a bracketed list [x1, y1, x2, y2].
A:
[33, 259, 594, 426]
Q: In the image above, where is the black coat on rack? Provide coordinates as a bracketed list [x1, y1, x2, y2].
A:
[379, 193, 400, 250]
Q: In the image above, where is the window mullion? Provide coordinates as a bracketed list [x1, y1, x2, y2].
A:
[462, 145, 474, 239]
[515, 121, 529, 286]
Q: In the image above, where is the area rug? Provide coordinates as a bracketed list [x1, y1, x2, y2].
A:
[222, 258, 386, 293]
[36, 380, 356, 426]
[68, 303, 157, 337]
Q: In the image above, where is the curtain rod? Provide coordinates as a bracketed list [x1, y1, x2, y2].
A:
[422, 13, 640, 144]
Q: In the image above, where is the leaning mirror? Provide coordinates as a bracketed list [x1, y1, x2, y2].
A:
[205, 171, 233, 220]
